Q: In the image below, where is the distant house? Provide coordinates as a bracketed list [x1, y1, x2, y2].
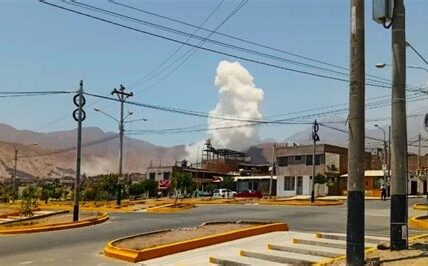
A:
[275, 144, 353, 197]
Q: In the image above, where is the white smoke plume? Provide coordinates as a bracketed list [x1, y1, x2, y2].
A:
[186, 61, 264, 163]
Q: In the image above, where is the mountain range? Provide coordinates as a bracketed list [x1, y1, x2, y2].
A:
[0, 108, 426, 179]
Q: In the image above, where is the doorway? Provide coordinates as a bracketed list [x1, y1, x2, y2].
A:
[296, 176, 303, 195]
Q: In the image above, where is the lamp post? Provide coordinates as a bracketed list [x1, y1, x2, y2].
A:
[12, 143, 38, 202]
[94, 107, 147, 205]
[375, 125, 388, 189]
[405, 41, 428, 66]
[375, 63, 428, 73]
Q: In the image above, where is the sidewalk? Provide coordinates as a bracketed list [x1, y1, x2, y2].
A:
[140, 231, 386, 266]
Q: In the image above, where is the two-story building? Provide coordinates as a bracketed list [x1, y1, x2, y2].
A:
[275, 144, 353, 197]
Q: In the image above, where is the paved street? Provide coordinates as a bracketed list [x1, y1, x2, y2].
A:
[0, 198, 426, 265]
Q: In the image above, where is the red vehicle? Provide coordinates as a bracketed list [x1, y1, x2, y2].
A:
[235, 189, 263, 198]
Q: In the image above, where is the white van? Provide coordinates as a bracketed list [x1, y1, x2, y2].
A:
[213, 188, 237, 199]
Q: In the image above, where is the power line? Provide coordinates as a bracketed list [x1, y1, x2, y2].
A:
[132, 0, 248, 91]
[110, 0, 412, 89]
[127, 0, 229, 87]
[19, 134, 119, 159]
[41, 0, 416, 90]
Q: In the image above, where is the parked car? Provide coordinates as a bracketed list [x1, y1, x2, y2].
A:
[213, 188, 237, 199]
[235, 189, 263, 198]
[195, 189, 212, 197]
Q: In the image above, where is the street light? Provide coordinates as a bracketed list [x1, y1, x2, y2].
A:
[12, 143, 38, 202]
[406, 40, 428, 66]
[375, 62, 428, 73]
[94, 107, 147, 205]
[374, 125, 388, 192]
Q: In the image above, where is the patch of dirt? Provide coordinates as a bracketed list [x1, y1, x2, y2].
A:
[115, 223, 256, 250]
[0, 212, 97, 229]
[365, 237, 428, 265]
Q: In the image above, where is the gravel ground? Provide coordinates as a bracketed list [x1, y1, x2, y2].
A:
[365, 237, 428, 265]
[115, 223, 256, 250]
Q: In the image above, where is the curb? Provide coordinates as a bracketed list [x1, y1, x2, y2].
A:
[314, 246, 377, 266]
[104, 222, 288, 263]
[0, 208, 41, 219]
[412, 203, 428, 210]
[0, 212, 109, 234]
[409, 215, 428, 229]
[144, 203, 195, 213]
[259, 201, 344, 206]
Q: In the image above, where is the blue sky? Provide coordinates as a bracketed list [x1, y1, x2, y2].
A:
[0, 0, 427, 147]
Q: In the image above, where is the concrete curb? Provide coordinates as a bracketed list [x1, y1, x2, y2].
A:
[314, 247, 377, 266]
[144, 203, 195, 213]
[0, 212, 109, 234]
[409, 215, 428, 229]
[104, 222, 288, 263]
[0, 208, 41, 219]
[412, 203, 428, 210]
[259, 201, 344, 206]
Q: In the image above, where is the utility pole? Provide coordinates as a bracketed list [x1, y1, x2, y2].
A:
[390, 0, 408, 251]
[388, 125, 391, 197]
[311, 120, 319, 203]
[418, 133, 421, 170]
[12, 147, 18, 203]
[73, 80, 85, 222]
[347, 0, 365, 264]
[269, 143, 276, 198]
[112, 85, 133, 206]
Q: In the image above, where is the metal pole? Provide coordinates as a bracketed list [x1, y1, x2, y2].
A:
[311, 136, 316, 203]
[117, 92, 124, 206]
[388, 126, 391, 197]
[12, 148, 18, 203]
[383, 131, 387, 188]
[269, 143, 276, 198]
[418, 133, 421, 170]
[390, 0, 408, 251]
[346, 0, 365, 264]
[73, 80, 83, 222]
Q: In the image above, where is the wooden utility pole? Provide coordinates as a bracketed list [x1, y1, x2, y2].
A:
[346, 0, 365, 264]
[112, 85, 133, 206]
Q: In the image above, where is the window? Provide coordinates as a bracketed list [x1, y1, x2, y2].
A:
[305, 155, 321, 165]
[277, 156, 288, 166]
[163, 172, 170, 180]
[284, 176, 295, 191]
[149, 172, 155, 180]
[373, 177, 382, 189]
[295, 155, 302, 161]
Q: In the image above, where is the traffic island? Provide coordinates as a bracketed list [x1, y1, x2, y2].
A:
[409, 215, 428, 229]
[413, 203, 428, 211]
[0, 212, 109, 234]
[103, 221, 288, 263]
[144, 203, 195, 213]
[259, 199, 344, 206]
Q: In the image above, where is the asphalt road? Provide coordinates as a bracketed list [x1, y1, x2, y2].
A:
[0, 198, 426, 265]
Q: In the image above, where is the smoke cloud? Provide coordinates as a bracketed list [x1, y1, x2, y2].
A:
[186, 61, 264, 162]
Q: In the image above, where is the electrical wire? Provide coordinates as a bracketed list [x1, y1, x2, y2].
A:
[110, 0, 408, 89]
[133, 0, 248, 92]
[40, 0, 420, 91]
[19, 134, 119, 158]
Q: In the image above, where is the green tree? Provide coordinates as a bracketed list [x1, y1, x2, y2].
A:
[20, 186, 39, 217]
[205, 183, 215, 200]
[221, 176, 235, 191]
[40, 188, 50, 204]
[129, 182, 145, 198]
[142, 179, 159, 198]
[171, 172, 196, 205]
[314, 174, 326, 196]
